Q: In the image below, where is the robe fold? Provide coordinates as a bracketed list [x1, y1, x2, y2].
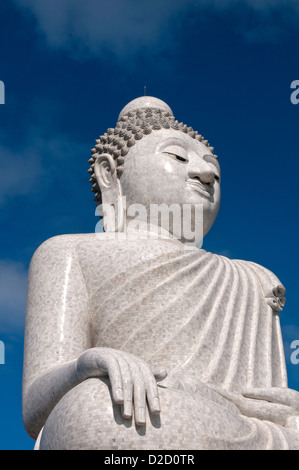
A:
[89, 247, 287, 393]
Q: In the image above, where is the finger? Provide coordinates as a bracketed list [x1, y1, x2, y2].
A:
[115, 354, 133, 419]
[242, 388, 280, 402]
[242, 387, 298, 408]
[241, 400, 292, 426]
[130, 362, 146, 426]
[146, 383, 161, 415]
[98, 351, 123, 404]
[140, 365, 161, 415]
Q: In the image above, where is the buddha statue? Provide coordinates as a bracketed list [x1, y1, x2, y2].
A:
[22, 96, 299, 450]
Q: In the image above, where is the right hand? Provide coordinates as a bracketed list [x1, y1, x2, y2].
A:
[210, 385, 299, 428]
[76, 347, 167, 426]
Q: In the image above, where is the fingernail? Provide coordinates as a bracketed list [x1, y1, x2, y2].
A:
[122, 401, 132, 419]
[135, 408, 146, 426]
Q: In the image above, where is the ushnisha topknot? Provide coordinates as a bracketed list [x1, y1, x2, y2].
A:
[88, 96, 216, 204]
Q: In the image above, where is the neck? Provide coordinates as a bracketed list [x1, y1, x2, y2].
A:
[101, 216, 202, 250]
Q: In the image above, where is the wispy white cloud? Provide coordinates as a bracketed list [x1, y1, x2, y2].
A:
[12, 0, 299, 60]
[0, 120, 87, 206]
[12, 0, 186, 60]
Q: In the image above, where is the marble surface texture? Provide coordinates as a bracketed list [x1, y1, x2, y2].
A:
[22, 96, 299, 450]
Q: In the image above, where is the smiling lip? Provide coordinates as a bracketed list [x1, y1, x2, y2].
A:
[186, 179, 214, 197]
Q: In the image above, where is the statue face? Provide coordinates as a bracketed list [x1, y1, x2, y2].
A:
[119, 129, 221, 239]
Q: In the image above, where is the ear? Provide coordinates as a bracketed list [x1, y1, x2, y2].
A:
[94, 153, 118, 191]
[94, 154, 125, 232]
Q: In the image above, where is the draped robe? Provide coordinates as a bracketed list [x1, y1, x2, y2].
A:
[87, 241, 287, 393]
[27, 234, 299, 450]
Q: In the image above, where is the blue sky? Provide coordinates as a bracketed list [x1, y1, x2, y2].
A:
[0, 0, 299, 450]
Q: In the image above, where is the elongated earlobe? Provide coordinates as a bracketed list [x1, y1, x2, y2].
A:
[94, 154, 125, 232]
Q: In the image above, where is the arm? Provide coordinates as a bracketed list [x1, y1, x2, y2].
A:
[22, 235, 92, 439]
[22, 360, 80, 439]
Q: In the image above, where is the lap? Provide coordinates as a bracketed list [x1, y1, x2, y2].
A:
[39, 377, 254, 450]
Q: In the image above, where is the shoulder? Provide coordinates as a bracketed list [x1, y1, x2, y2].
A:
[233, 258, 282, 285]
[31, 233, 97, 264]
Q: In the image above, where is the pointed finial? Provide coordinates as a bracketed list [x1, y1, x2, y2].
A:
[144, 86, 146, 96]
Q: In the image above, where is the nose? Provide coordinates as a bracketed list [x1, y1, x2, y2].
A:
[188, 159, 216, 185]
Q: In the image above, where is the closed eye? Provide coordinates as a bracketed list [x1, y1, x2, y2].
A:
[163, 152, 188, 163]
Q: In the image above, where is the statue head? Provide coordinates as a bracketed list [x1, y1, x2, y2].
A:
[88, 96, 221, 242]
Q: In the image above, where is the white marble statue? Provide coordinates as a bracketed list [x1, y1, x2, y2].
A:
[22, 96, 299, 450]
